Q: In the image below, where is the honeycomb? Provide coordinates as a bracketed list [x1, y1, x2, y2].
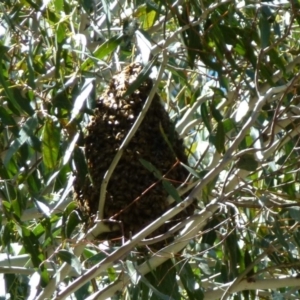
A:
[75, 63, 194, 243]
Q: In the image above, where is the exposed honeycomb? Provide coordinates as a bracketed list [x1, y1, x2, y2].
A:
[75, 63, 194, 243]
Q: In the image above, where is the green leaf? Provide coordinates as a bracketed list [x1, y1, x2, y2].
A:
[210, 102, 223, 122]
[218, 75, 229, 92]
[162, 180, 182, 203]
[215, 122, 225, 154]
[12, 87, 35, 116]
[222, 118, 235, 133]
[80, 35, 123, 70]
[259, 15, 271, 49]
[176, 260, 203, 300]
[142, 9, 157, 30]
[70, 79, 94, 123]
[42, 118, 60, 169]
[73, 146, 88, 186]
[54, 0, 64, 11]
[11, 199, 21, 219]
[56, 22, 66, 43]
[32, 222, 46, 239]
[74, 282, 91, 300]
[276, 155, 287, 165]
[34, 200, 51, 217]
[65, 210, 81, 239]
[21, 226, 44, 268]
[100, 0, 111, 31]
[186, 24, 202, 69]
[288, 207, 300, 222]
[126, 260, 140, 285]
[63, 201, 78, 218]
[180, 163, 201, 179]
[2, 221, 13, 248]
[158, 122, 177, 158]
[2, 201, 11, 214]
[201, 218, 218, 246]
[236, 154, 258, 171]
[40, 267, 50, 287]
[85, 252, 108, 265]
[200, 102, 211, 133]
[0, 106, 17, 134]
[57, 249, 82, 274]
[144, 259, 179, 300]
[176, 5, 201, 69]
[224, 231, 240, 279]
[139, 159, 182, 202]
[4, 115, 39, 166]
[139, 158, 162, 179]
[0, 63, 22, 113]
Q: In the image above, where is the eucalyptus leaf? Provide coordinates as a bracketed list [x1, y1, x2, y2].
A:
[42, 118, 60, 169]
[81, 35, 123, 70]
[236, 154, 258, 171]
[57, 250, 82, 275]
[4, 115, 39, 166]
[70, 79, 94, 123]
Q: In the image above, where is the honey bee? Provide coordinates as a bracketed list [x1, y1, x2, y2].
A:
[74, 62, 193, 245]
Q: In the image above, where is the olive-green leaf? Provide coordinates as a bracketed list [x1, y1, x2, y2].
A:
[0, 63, 22, 113]
[139, 158, 182, 202]
[85, 252, 108, 265]
[236, 154, 258, 171]
[57, 249, 82, 274]
[162, 180, 182, 203]
[244, 249, 255, 278]
[259, 15, 271, 49]
[54, 0, 64, 11]
[176, 260, 203, 300]
[200, 102, 211, 133]
[21, 226, 44, 268]
[81, 35, 123, 70]
[0, 107, 17, 132]
[215, 122, 225, 154]
[139, 158, 162, 179]
[126, 260, 140, 285]
[181, 163, 201, 178]
[222, 118, 235, 133]
[4, 115, 39, 166]
[70, 78, 94, 122]
[210, 102, 223, 122]
[2, 221, 13, 248]
[11, 199, 21, 219]
[276, 155, 287, 165]
[288, 207, 300, 222]
[144, 260, 178, 300]
[65, 210, 81, 239]
[42, 118, 60, 169]
[73, 146, 88, 186]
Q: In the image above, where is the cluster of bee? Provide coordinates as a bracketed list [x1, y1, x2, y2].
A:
[75, 63, 194, 244]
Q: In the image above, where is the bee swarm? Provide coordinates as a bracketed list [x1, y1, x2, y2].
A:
[74, 63, 194, 244]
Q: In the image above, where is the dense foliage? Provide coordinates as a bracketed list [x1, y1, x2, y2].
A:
[1, 0, 300, 299]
